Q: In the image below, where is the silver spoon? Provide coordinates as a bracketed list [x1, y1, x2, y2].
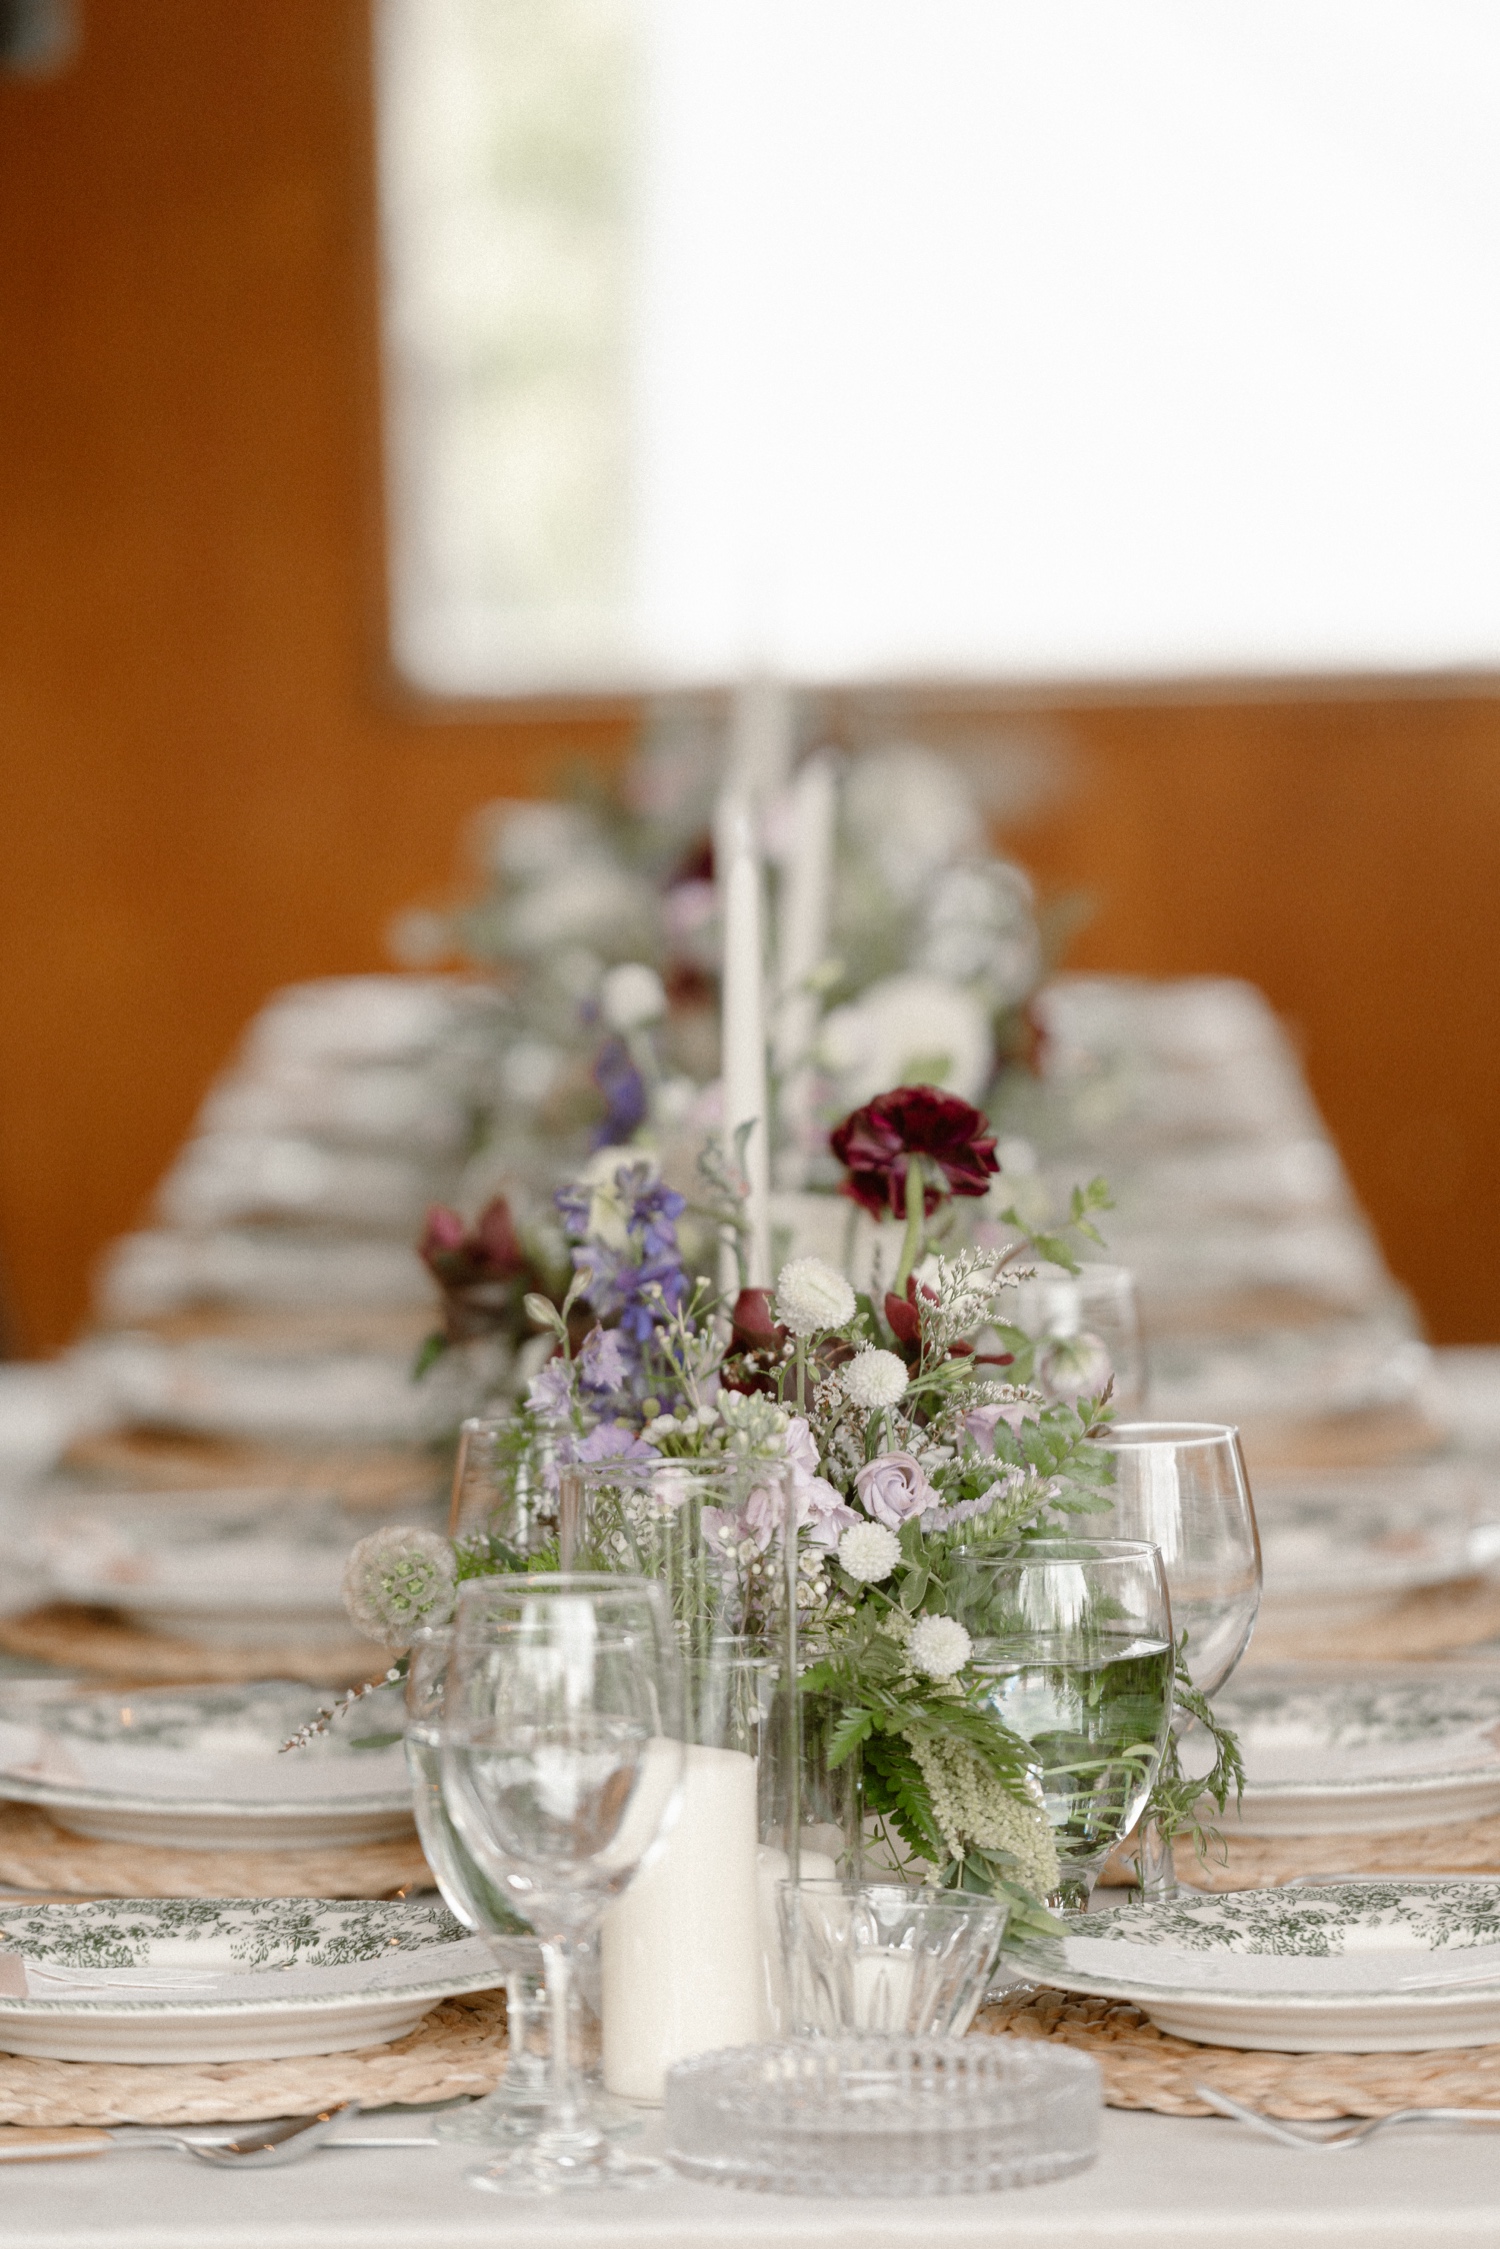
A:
[1194, 2083, 1500, 2149]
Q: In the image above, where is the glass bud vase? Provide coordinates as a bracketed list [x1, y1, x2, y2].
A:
[571, 1457, 803, 2094]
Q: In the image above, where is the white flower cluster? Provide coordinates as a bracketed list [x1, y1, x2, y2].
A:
[838, 1521, 903, 1582]
[342, 1525, 457, 1650]
[774, 1257, 856, 1338]
[906, 1614, 973, 1680]
[840, 1349, 909, 1410]
[910, 1732, 1060, 1896]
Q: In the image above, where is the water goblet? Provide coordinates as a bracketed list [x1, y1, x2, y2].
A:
[1095, 1421, 1262, 1896]
[439, 1574, 685, 2193]
[950, 1540, 1175, 1910]
[405, 1628, 635, 2145]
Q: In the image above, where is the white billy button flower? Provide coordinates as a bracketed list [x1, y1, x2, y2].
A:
[599, 961, 667, 1032]
[774, 1256, 857, 1337]
[840, 1349, 910, 1411]
[838, 1521, 903, 1583]
[907, 1614, 974, 1680]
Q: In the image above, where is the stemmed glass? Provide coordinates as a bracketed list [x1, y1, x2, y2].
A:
[438, 1574, 685, 2194]
[1094, 1422, 1262, 1897]
[950, 1540, 1175, 1909]
[405, 1627, 550, 2142]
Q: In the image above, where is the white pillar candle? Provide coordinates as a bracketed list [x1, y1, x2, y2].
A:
[716, 791, 772, 1289]
[600, 1744, 762, 2104]
[773, 753, 836, 1188]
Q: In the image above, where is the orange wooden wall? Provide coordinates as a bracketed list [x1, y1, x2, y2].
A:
[1, 2, 1497, 1353]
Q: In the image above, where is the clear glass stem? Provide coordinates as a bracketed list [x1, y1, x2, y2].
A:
[540, 1939, 589, 2144]
[1133, 1817, 1178, 1901]
[504, 1972, 545, 2093]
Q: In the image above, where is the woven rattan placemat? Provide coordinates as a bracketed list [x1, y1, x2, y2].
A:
[0, 1988, 507, 2128]
[0, 1801, 429, 1900]
[982, 1986, 1500, 2120]
[62, 1428, 444, 1511]
[1101, 1809, 1500, 1895]
[1246, 1576, 1500, 1665]
[0, 1605, 386, 1689]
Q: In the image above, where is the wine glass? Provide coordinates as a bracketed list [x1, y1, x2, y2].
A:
[950, 1540, 1175, 1910]
[439, 1574, 685, 2193]
[404, 1628, 549, 2143]
[1094, 1421, 1262, 1895]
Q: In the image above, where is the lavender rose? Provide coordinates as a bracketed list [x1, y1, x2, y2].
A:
[855, 1451, 938, 1530]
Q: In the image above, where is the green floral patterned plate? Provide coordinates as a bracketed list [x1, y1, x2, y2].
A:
[0, 1897, 498, 2061]
[1215, 1665, 1500, 1835]
[1007, 1880, 1500, 2051]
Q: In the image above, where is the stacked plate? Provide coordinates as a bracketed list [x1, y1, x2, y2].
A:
[0, 1678, 414, 1848]
[0, 1486, 430, 1651]
[0, 1896, 497, 2060]
[1251, 1460, 1500, 1627]
[1212, 1664, 1500, 1835]
[1007, 1879, 1500, 2051]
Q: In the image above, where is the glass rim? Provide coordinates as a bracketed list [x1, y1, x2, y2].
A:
[564, 1456, 788, 1484]
[453, 1570, 664, 1603]
[955, 1536, 1164, 1564]
[1099, 1420, 1241, 1449]
[777, 1878, 1007, 1909]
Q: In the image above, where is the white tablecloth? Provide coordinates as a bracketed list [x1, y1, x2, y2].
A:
[7, 2107, 1500, 2249]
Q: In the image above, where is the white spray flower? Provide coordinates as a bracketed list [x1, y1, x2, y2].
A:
[774, 1256, 856, 1337]
[838, 1521, 903, 1583]
[599, 961, 667, 1032]
[840, 1349, 910, 1411]
[342, 1526, 457, 1650]
[907, 1614, 973, 1680]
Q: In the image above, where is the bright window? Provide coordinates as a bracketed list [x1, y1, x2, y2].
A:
[377, 1, 1500, 696]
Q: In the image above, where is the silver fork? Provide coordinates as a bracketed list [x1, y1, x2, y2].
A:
[1193, 2083, 1500, 2149]
[0, 2103, 436, 2166]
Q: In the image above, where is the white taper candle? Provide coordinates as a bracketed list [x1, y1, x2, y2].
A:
[773, 752, 836, 1187]
[717, 789, 772, 1289]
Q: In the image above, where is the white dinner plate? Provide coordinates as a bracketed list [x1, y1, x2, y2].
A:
[0, 1897, 498, 2061]
[1007, 1880, 1500, 2051]
[0, 1680, 414, 1849]
[1213, 1665, 1500, 1835]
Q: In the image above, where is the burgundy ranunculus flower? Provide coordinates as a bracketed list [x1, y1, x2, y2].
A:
[419, 1198, 535, 1343]
[829, 1084, 1000, 1220]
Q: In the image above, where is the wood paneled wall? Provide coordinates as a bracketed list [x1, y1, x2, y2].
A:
[0, 2, 1497, 1353]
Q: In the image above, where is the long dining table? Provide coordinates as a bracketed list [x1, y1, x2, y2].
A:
[6, 2102, 1500, 2248]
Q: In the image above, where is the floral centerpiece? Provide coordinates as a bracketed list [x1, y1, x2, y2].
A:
[340, 1085, 1239, 1935]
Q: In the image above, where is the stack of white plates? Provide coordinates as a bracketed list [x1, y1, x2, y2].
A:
[1213, 1665, 1500, 1835]
[0, 1487, 432, 1649]
[1251, 1461, 1500, 1626]
[0, 1679, 413, 1848]
[0, 1897, 497, 2060]
[1007, 1879, 1500, 2051]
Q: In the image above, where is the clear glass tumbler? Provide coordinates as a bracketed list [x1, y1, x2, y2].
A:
[777, 1879, 1009, 2038]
